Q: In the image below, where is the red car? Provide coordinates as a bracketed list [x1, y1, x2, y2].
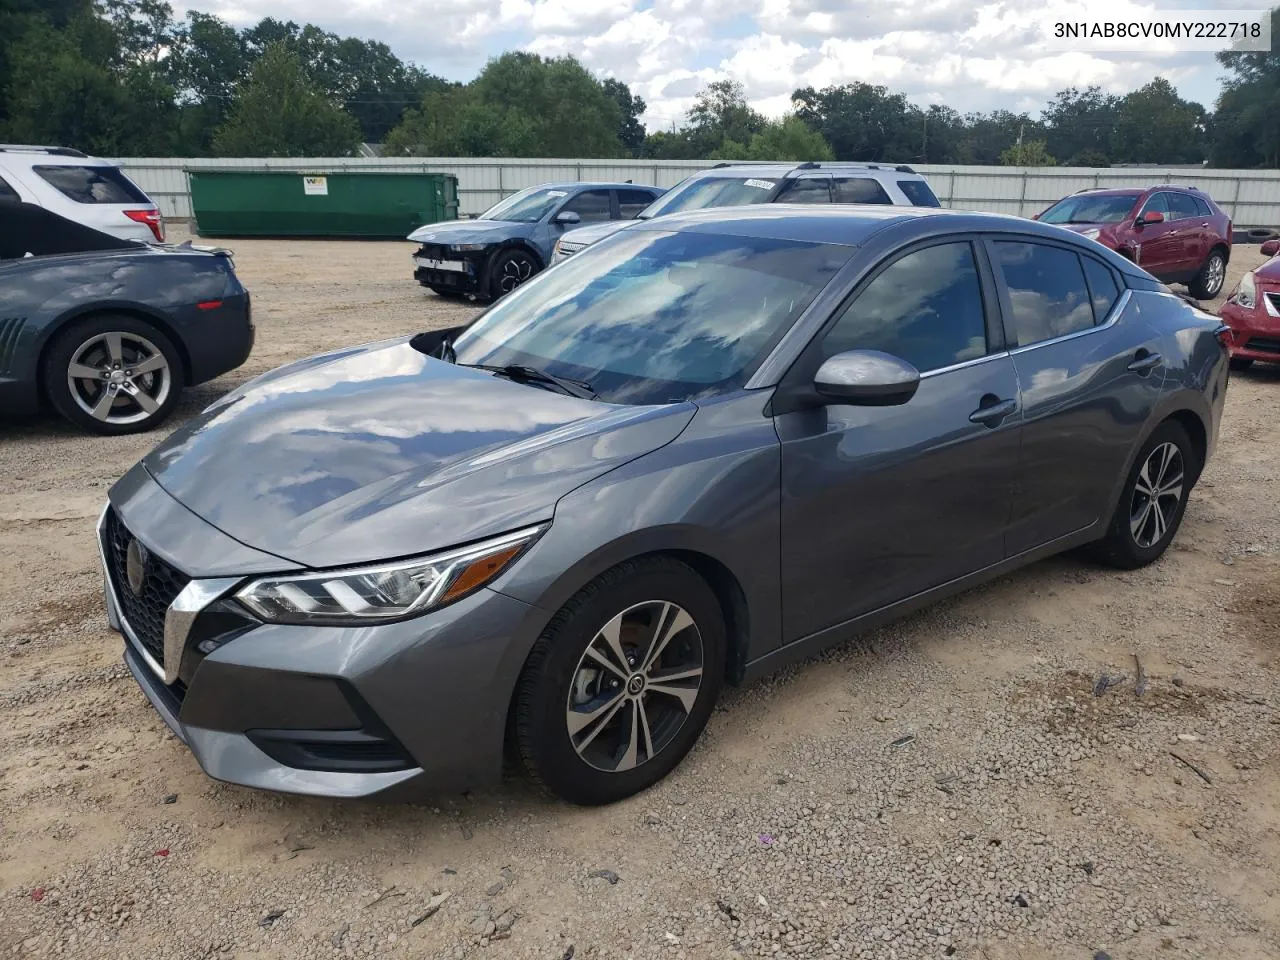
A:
[1219, 238, 1280, 370]
[1035, 186, 1232, 300]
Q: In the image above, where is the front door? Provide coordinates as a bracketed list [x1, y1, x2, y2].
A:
[775, 239, 1022, 642]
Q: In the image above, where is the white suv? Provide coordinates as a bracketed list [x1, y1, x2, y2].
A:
[553, 161, 942, 263]
[0, 145, 163, 242]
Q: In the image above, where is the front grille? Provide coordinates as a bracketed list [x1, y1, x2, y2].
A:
[1245, 336, 1280, 355]
[415, 243, 450, 261]
[103, 508, 189, 669]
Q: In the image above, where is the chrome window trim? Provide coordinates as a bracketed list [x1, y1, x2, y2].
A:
[918, 350, 1011, 380]
[1008, 288, 1132, 357]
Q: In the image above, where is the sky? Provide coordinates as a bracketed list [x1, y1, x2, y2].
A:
[178, 0, 1268, 131]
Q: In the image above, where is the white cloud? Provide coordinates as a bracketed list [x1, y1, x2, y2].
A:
[180, 0, 1231, 131]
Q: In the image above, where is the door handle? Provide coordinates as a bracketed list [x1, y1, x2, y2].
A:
[969, 396, 1017, 426]
[1127, 350, 1162, 375]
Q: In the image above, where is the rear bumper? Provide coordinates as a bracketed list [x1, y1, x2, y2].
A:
[183, 291, 255, 385]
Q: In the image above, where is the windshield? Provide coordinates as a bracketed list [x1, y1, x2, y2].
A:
[639, 176, 780, 219]
[451, 228, 853, 405]
[1040, 193, 1139, 225]
[479, 186, 570, 223]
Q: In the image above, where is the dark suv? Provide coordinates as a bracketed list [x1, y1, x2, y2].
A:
[1035, 186, 1232, 300]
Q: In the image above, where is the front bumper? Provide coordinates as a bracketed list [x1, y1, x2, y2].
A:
[1220, 296, 1280, 362]
[412, 245, 483, 293]
[100, 467, 543, 798]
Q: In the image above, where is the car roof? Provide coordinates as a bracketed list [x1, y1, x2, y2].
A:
[534, 181, 663, 191]
[631, 204, 1152, 277]
[691, 161, 924, 178]
[0, 145, 116, 167]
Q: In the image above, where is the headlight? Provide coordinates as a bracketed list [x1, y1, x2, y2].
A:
[1080, 228, 1101, 241]
[1235, 270, 1257, 309]
[450, 243, 489, 252]
[236, 525, 545, 625]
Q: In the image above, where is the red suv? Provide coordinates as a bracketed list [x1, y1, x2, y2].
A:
[1035, 186, 1232, 300]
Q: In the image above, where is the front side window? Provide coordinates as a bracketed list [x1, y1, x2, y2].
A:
[639, 176, 779, 218]
[776, 178, 831, 204]
[33, 165, 149, 204]
[452, 229, 854, 404]
[832, 177, 893, 205]
[994, 241, 1095, 346]
[822, 241, 989, 373]
[1139, 192, 1172, 220]
[560, 189, 613, 223]
[1039, 193, 1140, 225]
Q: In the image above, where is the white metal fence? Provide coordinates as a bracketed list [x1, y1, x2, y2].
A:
[113, 156, 1280, 228]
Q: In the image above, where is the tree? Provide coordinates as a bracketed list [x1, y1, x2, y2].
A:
[1042, 86, 1118, 163]
[792, 82, 918, 161]
[212, 44, 360, 157]
[1000, 140, 1055, 166]
[686, 79, 766, 155]
[743, 115, 834, 161]
[1110, 78, 1206, 164]
[955, 110, 1041, 165]
[1066, 148, 1110, 167]
[602, 77, 646, 154]
[1211, 7, 1280, 167]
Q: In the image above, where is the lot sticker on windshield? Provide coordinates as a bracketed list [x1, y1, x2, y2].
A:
[744, 179, 775, 190]
[547, 190, 568, 197]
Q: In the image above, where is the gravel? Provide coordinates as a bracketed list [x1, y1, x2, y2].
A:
[1, 233, 1277, 959]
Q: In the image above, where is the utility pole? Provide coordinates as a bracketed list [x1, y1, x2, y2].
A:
[921, 113, 928, 162]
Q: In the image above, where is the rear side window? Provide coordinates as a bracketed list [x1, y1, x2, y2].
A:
[33, 165, 150, 204]
[823, 241, 988, 372]
[1168, 193, 1200, 221]
[896, 179, 941, 207]
[832, 177, 892, 205]
[0, 174, 19, 202]
[1192, 195, 1212, 217]
[777, 179, 832, 204]
[1081, 256, 1121, 323]
[994, 241, 1095, 346]
[617, 189, 657, 218]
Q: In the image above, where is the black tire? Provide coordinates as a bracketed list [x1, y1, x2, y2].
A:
[487, 248, 540, 300]
[1189, 248, 1227, 299]
[1088, 420, 1199, 570]
[43, 314, 182, 436]
[514, 556, 726, 805]
[1230, 356, 1254, 372]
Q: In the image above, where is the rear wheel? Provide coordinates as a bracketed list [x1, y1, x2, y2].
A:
[1088, 421, 1198, 569]
[487, 248, 539, 300]
[43, 314, 182, 435]
[514, 557, 725, 805]
[1230, 356, 1254, 372]
[1189, 248, 1227, 299]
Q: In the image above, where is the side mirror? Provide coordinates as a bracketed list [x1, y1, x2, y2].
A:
[1137, 210, 1164, 227]
[1261, 239, 1280, 257]
[554, 210, 581, 225]
[813, 350, 920, 406]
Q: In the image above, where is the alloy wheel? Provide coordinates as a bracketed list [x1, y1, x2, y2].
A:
[498, 256, 534, 293]
[66, 331, 171, 426]
[565, 600, 704, 773]
[1129, 441, 1184, 548]
[1205, 254, 1225, 295]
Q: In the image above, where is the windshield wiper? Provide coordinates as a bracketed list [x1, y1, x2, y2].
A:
[461, 363, 598, 400]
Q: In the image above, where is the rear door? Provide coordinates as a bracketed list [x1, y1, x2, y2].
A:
[1168, 192, 1207, 270]
[616, 188, 659, 219]
[987, 237, 1166, 554]
[1132, 192, 1180, 278]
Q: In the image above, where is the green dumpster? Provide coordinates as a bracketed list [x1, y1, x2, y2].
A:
[186, 169, 459, 238]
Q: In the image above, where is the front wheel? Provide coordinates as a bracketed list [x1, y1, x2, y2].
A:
[487, 248, 539, 300]
[1189, 249, 1227, 299]
[1088, 421, 1198, 569]
[43, 314, 182, 435]
[513, 557, 725, 805]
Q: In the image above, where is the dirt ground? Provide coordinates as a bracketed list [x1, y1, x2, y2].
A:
[1, 233, 1278, 960]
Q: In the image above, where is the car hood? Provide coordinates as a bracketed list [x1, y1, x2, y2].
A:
[142, 339, 695, 569]
[560, 219, 635, 246]
[1254, 254, 1280, 283]
[406, 219, 528, 244]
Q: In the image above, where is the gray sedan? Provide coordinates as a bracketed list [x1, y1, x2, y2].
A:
[102, 205, 1228, 804]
